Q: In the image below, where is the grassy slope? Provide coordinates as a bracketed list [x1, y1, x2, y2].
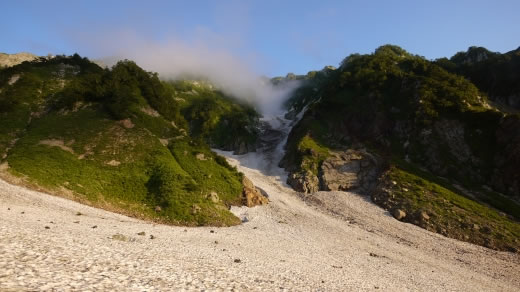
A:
[169, 80, 259, 150]
[383, 162, 520, 252]
[0, 56, 252, 226]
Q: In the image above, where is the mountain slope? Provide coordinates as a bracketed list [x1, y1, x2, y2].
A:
[281, 45, 520, 251]
[0, 54, 264, 226]
[436, 46, 520, 110]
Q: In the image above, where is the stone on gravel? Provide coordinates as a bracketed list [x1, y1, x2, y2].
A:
[111, 234, 135, 242]
[392, 209, 406, 220]
[242, 176, 269, 207]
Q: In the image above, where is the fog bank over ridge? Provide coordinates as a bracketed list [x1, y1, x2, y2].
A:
[91, 34, 300, 115]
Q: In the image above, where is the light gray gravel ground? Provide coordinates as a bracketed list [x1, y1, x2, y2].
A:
[0, 152, 519, 291]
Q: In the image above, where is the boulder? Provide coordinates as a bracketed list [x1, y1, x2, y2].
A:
[242, 176, 269, 207]
[207, 191, 220, 203]
[392, 209, 406, 220]
[320, 150, 379, 193]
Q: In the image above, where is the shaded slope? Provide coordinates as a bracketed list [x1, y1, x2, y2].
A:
[281, 45, 520, 251]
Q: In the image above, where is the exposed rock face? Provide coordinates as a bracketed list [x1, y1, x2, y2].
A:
[287, 170, 319, 193]
[242, 176, 269, 207]
[0, 52, 38, 68]
[320, 150, 379, 193]
[285, 149, 381, 195]
[434, 120, 473, 163]
[215, 139, 255, 155]
[492, 115, 520, 197]
[235, 142, 249, 155]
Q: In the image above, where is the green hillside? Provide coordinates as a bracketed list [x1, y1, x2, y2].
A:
[281, 45, 520, 251]
[0, 54, 260, 226]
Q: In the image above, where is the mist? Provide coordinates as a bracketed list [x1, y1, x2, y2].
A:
[87, 33, 301, 116]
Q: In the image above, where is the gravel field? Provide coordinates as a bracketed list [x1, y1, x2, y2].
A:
[1, 152, 519, 291]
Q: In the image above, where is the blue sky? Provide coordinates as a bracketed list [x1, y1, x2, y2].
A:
[1, 0, 519, 77]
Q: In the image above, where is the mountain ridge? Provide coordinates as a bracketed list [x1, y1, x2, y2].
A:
[280, 45, 520, 252]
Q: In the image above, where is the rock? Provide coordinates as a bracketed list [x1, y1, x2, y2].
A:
[287, 171, 319, 193]
[91, 225, 97, 229]
[234, 259, 241, 263]
[111, 234, 135, 242]
[75, 212, 82, 216]
[44, 226, 50, 229]
[0, 53, 37, 68]
[195, 153, 206, 160]
[191, 204, 201, 215]
[137, 232, 145, 236]
[149, 235, 155, 239]
[392, 209, 406, 220]
[235, 142, 248, 155]
[119, 118, 135, 129]
[434, 119, 472, 163]
[106, 160, 121, 166]
[154, 206, 162, 213]
[242, 176, 269, 207]
[419, 211, 430, 221]
[320, 150, 379, 193]
[472, 224, 480, 230]
[481, 225, 492, 234]
[206, 191, 220, 203]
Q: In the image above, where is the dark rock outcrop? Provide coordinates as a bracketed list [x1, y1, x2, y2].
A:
[287, 170, 320, 193]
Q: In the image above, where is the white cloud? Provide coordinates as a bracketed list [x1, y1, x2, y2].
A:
[82, 31, 299, 115]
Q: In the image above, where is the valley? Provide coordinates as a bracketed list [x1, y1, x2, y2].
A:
[1, 113, 519, 290]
